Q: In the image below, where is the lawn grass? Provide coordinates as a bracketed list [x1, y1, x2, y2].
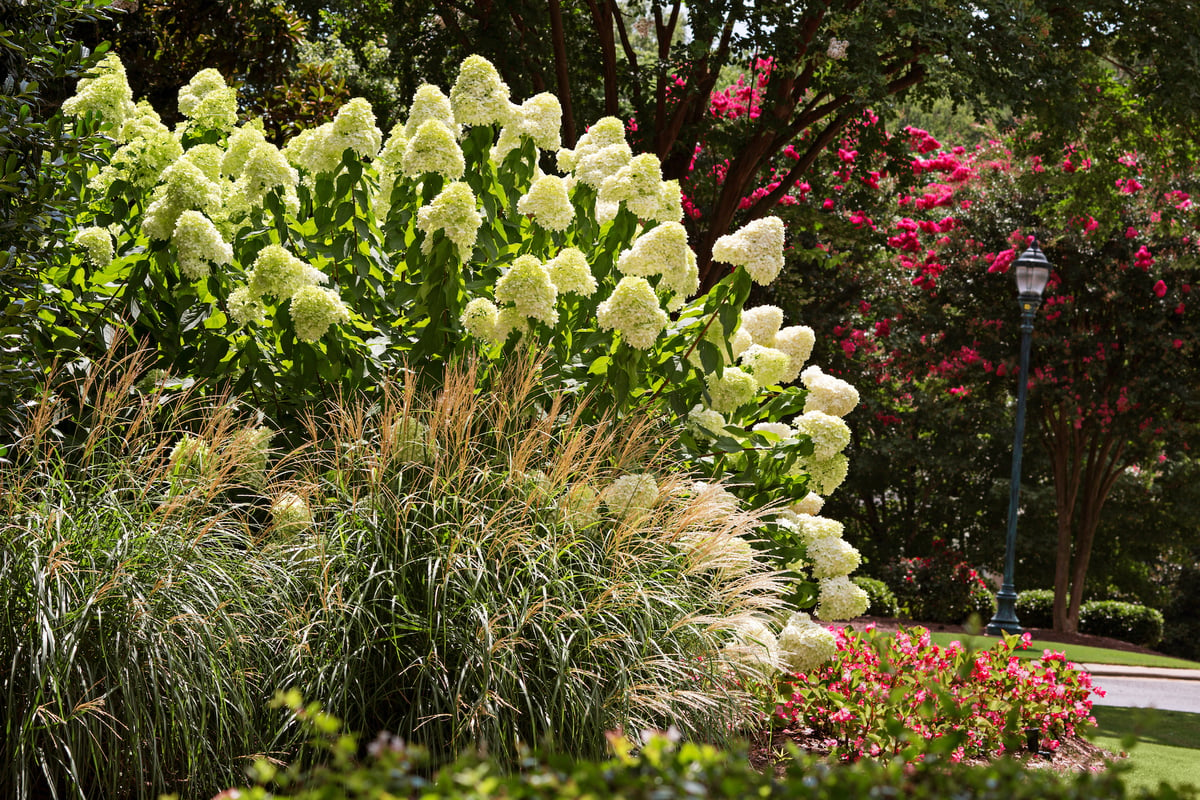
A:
[925, 631, 1200, 670]
[1090, 706, 1200, 792]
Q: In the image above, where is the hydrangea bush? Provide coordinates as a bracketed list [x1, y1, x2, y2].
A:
[49, 54, 865, 623]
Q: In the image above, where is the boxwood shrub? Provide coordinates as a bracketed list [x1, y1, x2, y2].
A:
[1017, 591, 1165, 648]
[852, 576, 898, 617]
[1080, 600, 1165, 648]
[1016, 589, 1055, 629]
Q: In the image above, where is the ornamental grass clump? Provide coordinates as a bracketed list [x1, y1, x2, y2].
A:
[0, 357, 314, 800]
[277, 357, 789, 764]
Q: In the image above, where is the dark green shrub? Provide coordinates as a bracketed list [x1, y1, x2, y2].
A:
[878, 539, 993, 624]
[1080, 600, 1165, 648]
[1160, 557, 1200, 661]
[1016, 589, 1056, 629]
[852, 576, 898, 617]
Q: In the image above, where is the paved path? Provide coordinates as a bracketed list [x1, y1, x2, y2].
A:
[1084, 663, 1200, 714]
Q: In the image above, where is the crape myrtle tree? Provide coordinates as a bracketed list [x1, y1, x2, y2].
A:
[804, 120, 1200, 633]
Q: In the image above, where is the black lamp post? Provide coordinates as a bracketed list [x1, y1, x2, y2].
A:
[987, 239, 1052, 636]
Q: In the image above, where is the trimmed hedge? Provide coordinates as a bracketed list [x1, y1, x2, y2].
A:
[1080, 600, 1165, 649]
[1016, 589, 1055, 629]
[1016, 591, 1165, 648]
[852, 576, 899, 617]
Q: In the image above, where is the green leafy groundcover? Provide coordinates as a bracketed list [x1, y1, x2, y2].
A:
[213, 694, 1196, 800]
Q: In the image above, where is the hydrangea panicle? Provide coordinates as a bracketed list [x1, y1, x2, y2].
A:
[416, 181, 482, 258]
[712, 216, 786, 285]
[802, 366, 860, 417]
[517, 174, 574, 231]
[495, 254, 558, 325]
[596, 276, 669, 349]
[545, 248, 597, 296]
[290, 285, 351, 342]
[74, 226, 114, 268]
[451, 55, 513, 127]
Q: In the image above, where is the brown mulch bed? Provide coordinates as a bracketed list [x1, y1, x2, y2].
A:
[748, 615, 1132, 776]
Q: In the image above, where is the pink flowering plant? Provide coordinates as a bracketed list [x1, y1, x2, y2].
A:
[776, 625, 1104, 763]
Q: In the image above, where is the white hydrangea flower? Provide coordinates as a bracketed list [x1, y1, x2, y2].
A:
[688, 405, 728, 439]
[690, 481, 741, 513]
[283, 127, 334, 174]
[173, 210, 232, 280]
[739, 344, 790, 387]
[794, 410, 851, 461]
[461, 297, 501, 343]
[402, 119, 465, 179]
[491, 124, 525, 161]
[117, 100, 167, 144]
[404, 84, 456, 138]
[723, 618, 779, 676]
[62, 53, 135, 130]
[157, 158, 224, 215]
[237, 141, 299, 203]
[603, 473, 658, 519]
[558, 482, 601, 529]
[416, 181, 482, 258]
[177, 68, 238, 130]
[775, 325, 816, 384]
[494, 306, 529, 343]
[751, 421, 794, 440]
[803, 453, 850, 496]
[180, 143, 225, 182]
[271, 492, 312, 536]
[816, 576, 869, 621]
[228, 286, 266, 327]
[290, 285, 351, 342]
[569, 116, 626, 158]
[142, 197, 184, 241]
[808, 536, 862, 578]
[659, 177, 685, 215]
[330, 97, 383, 161]
[616, 222, 693, 291]
[91, 123, 182, 194]
[705, 367, 758, 415]
[387, 418, 437, 463]
[712, 216, 786, 285]
[797, 514, 844, 544]
[225, 425, 273, 489]
[574, 142, 632, 189]
[222, 123, 269, 177]
[376, 123, 409, 177]
[545, 248, 597, 296]
[790, 492, 825, 517]
[169, 433, 212, 477]
[801, 366, 860, 417]
[740, 305, 784, 346]
[598, 152, 664, 219]
[495, 254, 558, 325]
[777, 612, 837, 673]
[248, 244, 324, 300]
[450, 54, 513, 127]
[517, 92, 562, 150]
[596, 276, 669, 350]
[730, 326, 754, 361]
[74, 226, 114, 267]
[517, 174, 574, 231]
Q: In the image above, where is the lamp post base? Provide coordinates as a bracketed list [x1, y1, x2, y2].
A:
[986, 587, 1023, 636]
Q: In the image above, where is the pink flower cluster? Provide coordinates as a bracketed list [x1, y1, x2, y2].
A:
[776, 625, 1104, 763]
